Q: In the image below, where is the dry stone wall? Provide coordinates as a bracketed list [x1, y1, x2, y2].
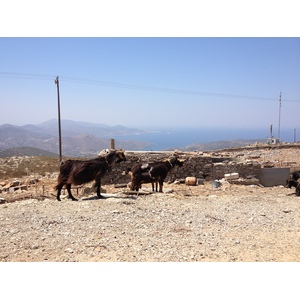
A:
[101, 151, 262, 185]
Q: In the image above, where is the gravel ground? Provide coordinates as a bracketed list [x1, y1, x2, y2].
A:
[1, 180, 300, 262]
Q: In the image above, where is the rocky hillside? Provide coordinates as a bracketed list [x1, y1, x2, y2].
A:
[0, 147, 58, 158]
[177, 139, 266, 151]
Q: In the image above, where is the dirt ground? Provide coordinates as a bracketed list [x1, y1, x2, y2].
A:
[1, 146, 300, 262]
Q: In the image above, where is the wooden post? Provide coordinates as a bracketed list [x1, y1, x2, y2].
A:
[110, 138, 115, 150]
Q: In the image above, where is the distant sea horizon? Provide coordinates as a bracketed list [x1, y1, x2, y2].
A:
[113, 127, 298, 151]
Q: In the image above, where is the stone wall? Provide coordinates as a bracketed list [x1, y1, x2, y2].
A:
[101, 151, 262, 185]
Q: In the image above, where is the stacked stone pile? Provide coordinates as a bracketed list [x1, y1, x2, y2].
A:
[0, 179, 28, 193]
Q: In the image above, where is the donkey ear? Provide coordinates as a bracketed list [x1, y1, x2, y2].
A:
[98, 149, 110, 156]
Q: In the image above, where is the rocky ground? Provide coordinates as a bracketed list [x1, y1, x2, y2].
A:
[1, 146, 300, 262]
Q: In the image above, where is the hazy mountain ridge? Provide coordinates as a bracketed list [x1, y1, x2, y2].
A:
[0, 119, 269, 157]
[23, 119, 146, 138]
[0, 120, 151, 157]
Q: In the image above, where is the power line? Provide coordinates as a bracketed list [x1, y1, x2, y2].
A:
[61, 75, 280, 101]
[1, 71, 299, 103]
[0, 71, 55, 81]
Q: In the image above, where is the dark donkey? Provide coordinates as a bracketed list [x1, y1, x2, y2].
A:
[286, 171, 300, 196]
[286, 177, 300, 196]
[130, 156, 185, 192]
[126, 166, 158, 192]
[55, 149, 126, 201]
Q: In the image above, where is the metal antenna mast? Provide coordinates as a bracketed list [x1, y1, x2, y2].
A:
[278, 92, 282, 141]
[55, 76, 62, 162]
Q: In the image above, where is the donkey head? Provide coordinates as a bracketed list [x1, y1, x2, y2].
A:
[104, 149, 126, 164]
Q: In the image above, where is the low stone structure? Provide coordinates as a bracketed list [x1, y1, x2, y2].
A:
[101, 151, 262, 185]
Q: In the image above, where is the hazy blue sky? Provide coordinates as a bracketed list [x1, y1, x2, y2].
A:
[1, 2, 299, 132]
[1, 37, 299, 131]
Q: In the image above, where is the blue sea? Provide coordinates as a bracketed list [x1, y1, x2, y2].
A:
[114, 127, 297, 151]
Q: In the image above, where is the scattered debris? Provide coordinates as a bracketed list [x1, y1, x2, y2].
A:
[211, 180, 222, 188]
[224, 173, 239, 180]
[185, 177, 197, 186]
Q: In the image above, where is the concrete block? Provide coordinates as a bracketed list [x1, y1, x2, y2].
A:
[259, 168, 290, 187]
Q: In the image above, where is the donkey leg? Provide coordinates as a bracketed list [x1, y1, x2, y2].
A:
[95, 179, 104, 198]
[136, 180, 142, 191]
[131, 183, 139, 191]
[56, 183, 64, 201]
[158, 180, 164, 193]
[130, 179, 135, 191]
[151, 182, 155, 192]
[296, 185, 300, 196]
[66, 184, 77, 201]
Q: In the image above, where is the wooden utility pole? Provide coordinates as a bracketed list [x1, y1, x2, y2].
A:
[278, 92, 282, 141]
[55, 76, 62, 162]
[270, 124, 273, 138]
